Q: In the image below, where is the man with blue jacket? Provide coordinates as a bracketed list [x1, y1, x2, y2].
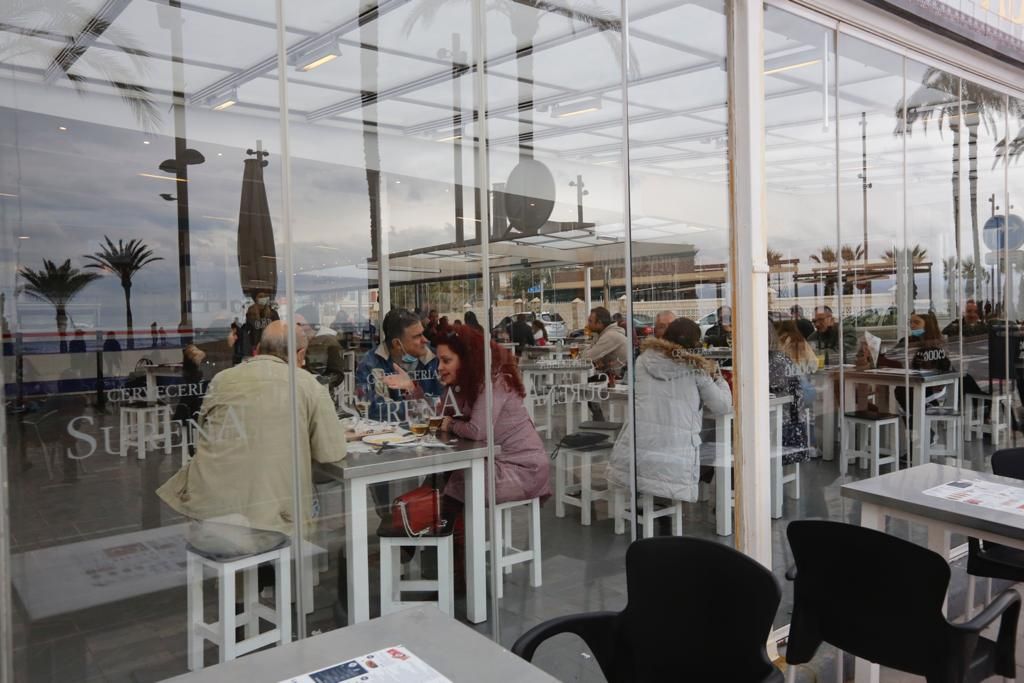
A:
[355, 308, 441, 423]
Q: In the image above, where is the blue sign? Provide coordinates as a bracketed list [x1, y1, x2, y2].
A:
[526, 285, 541, 293]
[982, 213, 1024, 251]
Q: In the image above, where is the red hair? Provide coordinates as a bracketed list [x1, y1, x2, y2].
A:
[436, 325, 525, 408]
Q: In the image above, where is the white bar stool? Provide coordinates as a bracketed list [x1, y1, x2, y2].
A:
[554, 441, 612, 526]
[186, 539, 291, 671]
[378, 531, 454, 617]
[493, 497, 542, 599]
[841, 411, 900, 477]
[120, 402, 172, 459]
[965, 393, 1011, 446]
[612, 490, 683, 538]
[923, 406, 962, 464]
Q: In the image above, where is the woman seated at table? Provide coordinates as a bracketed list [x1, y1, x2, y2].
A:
[768, 322, 811, 464]
[608, 318, 732, 511]
[437, 326, 551, 509]
[531, 320, 548, 346]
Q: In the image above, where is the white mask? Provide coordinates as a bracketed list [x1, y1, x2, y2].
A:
[256, 297, 269, 306]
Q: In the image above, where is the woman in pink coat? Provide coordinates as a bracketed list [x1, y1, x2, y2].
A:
[437, 326, 551, 506]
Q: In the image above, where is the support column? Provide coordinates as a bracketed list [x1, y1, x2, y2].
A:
[727, 0, 772, 567]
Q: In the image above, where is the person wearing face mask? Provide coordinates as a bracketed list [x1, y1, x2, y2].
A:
[354, 308, 441, 423]
[241, 290, 279, 357]
[877, 312, 952, 431]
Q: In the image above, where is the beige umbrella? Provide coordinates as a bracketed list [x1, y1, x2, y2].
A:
[237, 144, 277, 299]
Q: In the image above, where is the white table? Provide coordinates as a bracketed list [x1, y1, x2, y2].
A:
[707, 395, 792, 536]
[841, 463, 1024, 683]
[164, 605, 556, 682]
[519, 361, 593, 435]
[318, 441, 489, 625]
[143, 362, 183, 402]
[840, 369, 959, 467]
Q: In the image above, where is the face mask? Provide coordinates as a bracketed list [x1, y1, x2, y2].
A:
[256, 297, 269, 306]
[399, 340, 418, 365]
[910, 328, 925, 337]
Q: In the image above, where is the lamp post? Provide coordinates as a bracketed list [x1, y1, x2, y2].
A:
[569, 175, 589, 226]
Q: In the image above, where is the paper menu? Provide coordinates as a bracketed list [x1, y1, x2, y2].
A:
[280, 646, 452, 683]
[923, 479, 1024, 516]
[863, 330, 882, 368]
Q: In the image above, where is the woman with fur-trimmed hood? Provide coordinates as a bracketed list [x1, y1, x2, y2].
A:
[609, 317, 733, 503]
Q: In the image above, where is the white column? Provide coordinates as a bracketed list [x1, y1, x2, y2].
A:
[727, 0, 772, 567]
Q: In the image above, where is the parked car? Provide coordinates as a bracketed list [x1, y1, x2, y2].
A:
[633, 313, 654, 340]
[841, 306, 900, 343]
[537, 311, 567, 340]
[697, 311, 718, 337]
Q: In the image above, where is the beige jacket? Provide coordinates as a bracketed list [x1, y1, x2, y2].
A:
[157, 355, 346, 535]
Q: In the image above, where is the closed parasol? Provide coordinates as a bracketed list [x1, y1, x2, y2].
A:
[237, 142, 277, 299]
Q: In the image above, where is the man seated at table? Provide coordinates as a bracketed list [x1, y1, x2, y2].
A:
[157, 320, 346, 557]
[582, 306, 629, 420]
[703, 306, 732, 347]
[808, 305, 858, 363]
[653, 310, 676, 339]
[942, 299, 988, 338]
[355, 308, 441, 423]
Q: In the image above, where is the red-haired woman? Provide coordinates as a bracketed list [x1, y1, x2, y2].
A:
[436, 326, 551, 505]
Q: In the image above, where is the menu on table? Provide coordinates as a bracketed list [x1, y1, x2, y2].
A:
[279, 645, 451, 683]
[923, 479, 1024, 516]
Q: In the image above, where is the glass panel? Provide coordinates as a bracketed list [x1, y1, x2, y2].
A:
[1, 2, 293, 680]
[1009, 97, 1024, 447]
[763, 7, 837, 628]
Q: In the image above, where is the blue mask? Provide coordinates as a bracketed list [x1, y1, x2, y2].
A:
[399, 341, 418, 366]
[910, 328, 924, 337]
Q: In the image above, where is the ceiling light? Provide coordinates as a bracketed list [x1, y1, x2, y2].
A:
[58, 126, 67, 131]
[551, 97, 602, 119]
[764, 58, 821, 76]
[0, 192, 17, 198]
[17, 235, 29, 240]
[143, 140, 150, 145]
[437, 134, 462, 143]
[207, 89, 238, 111]
[288, 37, 341, 73]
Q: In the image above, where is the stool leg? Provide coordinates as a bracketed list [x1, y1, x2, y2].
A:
[163, 408, 172, 455]
[613, 489, 625, 535]
[965, 398, 975, 442]
[187, 553, 203, 671]
[380, 542, 394, 615]
[494, 512, 505, 600]
[966, 574, 977, 620]
[555, 452, 567, 518]
[871, 425, 880, 478]
[243, 565, 259, 640]
[502, 507, 513, 576]
[580, 453, 593, 526]
[641, 495, 654, 538]
[276, 548, 292, 645]
[840, 422, 849, 476]
[437, 539, 454, 616]
[218, 564, 236, 663]
[120, 409, 129, 458]
[672, 501, 683, 536]
[529, 499, 542, 589]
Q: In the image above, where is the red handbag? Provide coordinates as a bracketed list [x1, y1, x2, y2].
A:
[391, 484, 447, 536]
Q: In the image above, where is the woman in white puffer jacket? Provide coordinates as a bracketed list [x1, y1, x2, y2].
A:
[608, 318, 733, 502]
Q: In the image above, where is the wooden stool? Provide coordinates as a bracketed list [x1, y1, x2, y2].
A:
[841, 411, 900, 477]
[120, 402, 172, 459]
[186, 539, 291, 670]
[379, 531, 455, 617]
[494, 497, 542, 599]
[613, 490, 683, 538]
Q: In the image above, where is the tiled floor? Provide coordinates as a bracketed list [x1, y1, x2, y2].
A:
[6, 398, 1023, 682]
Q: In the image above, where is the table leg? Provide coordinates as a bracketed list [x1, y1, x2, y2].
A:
[822, 376, 835, 461]
[146, 372, 158, 403]
[344, 480, 369, 624]
[855, 502, 883, 683]
[715, 415, 732, 537]
[913, 385, 926, 467]
[464, 458, 487, 623]
[772, 405, 782, 519]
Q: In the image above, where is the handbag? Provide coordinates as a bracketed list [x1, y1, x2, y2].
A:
[391, 484, 447, 537]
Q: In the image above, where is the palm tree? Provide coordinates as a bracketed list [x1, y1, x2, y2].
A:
[808, 245, 838, 296]
[880, 245, 928, 264]
[19, 259, 100, 352]
[896, 73, 1006, 301]
[839, 243, 865, 262]
[84, 237, 162, 350]
[1, 0, 160, 129]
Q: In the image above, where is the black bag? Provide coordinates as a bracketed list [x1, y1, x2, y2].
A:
[550, 431, 609, 460]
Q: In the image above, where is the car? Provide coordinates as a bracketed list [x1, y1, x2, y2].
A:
[633, 313, 654, 340]
[841, 306, 902, 343]
[697, 311, 718, 337]
[537, 311, 567, 340]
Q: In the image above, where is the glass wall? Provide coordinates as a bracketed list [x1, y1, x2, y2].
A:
[0, 1, 1023, 682]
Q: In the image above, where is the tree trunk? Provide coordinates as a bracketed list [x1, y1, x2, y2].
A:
[968, 116, 982, 303]
[56, 304, 67, 353]
[123, 282, 134, 351]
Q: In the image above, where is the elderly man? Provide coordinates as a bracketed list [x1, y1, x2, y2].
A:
[157, 320, 346, 556]
[583, 306, 629, 377]
[653, 310, 676, 339]
[808, 305, 859, 361]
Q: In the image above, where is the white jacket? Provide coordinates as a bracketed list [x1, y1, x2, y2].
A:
[608, 338, 733, 502]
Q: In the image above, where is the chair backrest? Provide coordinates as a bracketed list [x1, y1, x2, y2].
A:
[613, 537, 782, 682]
[991, 448, 1024, 481]
[787, 520, 957, 678]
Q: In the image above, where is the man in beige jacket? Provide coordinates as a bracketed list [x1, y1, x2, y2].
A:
[158, 320, 346, 556]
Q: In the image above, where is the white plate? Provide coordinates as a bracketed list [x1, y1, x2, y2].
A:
[362, 433, 418, 446]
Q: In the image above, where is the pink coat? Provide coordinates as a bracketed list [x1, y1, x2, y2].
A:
[444, 378, 552, 504]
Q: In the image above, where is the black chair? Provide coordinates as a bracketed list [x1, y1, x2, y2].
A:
[966, 447, 1024, 617]
[512, 536, 784, 683]
[785, 520, 1020, 683]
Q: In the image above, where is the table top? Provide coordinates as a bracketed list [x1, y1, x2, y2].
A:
[518, 360, 593, 371]
[164, 606, 557, 683]
[841, 463, 1024, 542]
[318, 438, 490, 481]
[831, 368, 959, 385]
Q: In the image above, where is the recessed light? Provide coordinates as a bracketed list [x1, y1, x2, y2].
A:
[58, 126, 67, 131]
[143, 140, 150, 145]
[18, 236, 29, 240]
[395, 180, 401, 184]
[217, 152, 223, 157]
